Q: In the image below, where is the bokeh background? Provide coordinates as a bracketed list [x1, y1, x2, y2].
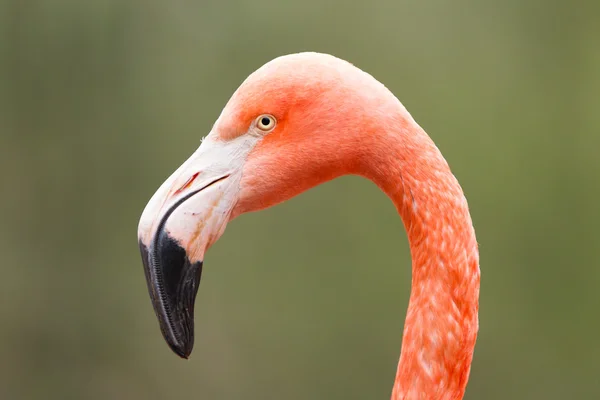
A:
[2, 0, 599, 399]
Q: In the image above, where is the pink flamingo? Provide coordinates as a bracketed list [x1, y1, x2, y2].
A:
[138, 52, 480, 400]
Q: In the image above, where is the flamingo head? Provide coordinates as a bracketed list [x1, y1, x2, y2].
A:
[137, 52, 406, 358]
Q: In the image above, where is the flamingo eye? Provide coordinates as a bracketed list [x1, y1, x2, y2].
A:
[256, 115, 276, 131]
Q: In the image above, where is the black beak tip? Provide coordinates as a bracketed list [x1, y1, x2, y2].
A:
[139, 233, 203, 360]
[168, 340, 192, 359]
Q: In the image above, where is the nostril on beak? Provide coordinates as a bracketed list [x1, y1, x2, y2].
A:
[175, 172, 200, 195]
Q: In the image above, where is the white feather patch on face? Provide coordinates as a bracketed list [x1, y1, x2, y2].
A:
[137, 127, 264, 261]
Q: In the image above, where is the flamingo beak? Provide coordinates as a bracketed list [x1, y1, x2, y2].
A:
[137, 135, 246, 358]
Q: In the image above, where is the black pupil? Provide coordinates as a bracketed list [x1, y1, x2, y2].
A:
[261, 117, 271, 126]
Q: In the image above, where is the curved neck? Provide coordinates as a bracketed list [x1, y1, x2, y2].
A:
[360, 118, 480, 400]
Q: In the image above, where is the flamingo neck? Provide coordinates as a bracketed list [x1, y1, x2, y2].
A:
[360, 120, 480, 400]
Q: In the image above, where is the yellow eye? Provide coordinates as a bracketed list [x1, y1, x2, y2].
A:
[256, 114, 276, 131]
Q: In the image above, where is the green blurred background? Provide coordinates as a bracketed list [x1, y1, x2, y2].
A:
[1, 0, 599, 399]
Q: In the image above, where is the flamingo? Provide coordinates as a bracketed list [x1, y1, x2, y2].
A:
[137, 52, 480, 400]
